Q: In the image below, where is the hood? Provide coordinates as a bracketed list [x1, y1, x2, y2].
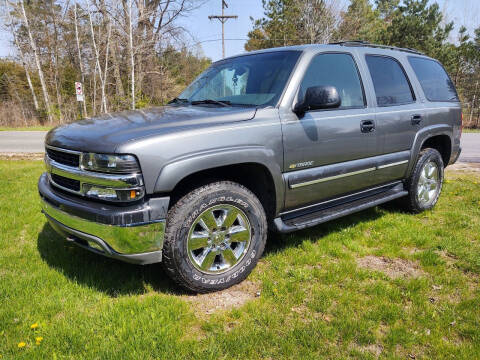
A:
[46, 105, 257, 153]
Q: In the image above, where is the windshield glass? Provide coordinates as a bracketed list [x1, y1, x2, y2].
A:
[178, 51, 301, 106]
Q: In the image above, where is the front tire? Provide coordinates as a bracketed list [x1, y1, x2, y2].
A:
[402, 148, 444, 213]
[162, 181, 267, 293]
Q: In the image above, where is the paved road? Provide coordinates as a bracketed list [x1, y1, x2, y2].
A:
[0, 131, 47, 153]
[0, 130, 479, 162]
[459, 133, 480, 163]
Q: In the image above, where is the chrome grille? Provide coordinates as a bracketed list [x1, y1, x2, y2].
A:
[44, 146, 144, 200]
[51, 173, 81, 192]
[46, 147, 80, 167]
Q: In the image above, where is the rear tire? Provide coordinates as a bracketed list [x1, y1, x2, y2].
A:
[162, 181, 267, 293]
[401, 148, 444, 213]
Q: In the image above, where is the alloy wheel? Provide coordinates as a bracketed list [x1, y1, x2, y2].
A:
[417, 160, 440, 206]
[187, 204, 252, 274]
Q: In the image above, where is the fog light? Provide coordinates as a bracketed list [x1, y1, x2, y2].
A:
[82, 184, 144, 202]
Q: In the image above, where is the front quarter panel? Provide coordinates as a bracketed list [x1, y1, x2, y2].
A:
[116, 108, 285, 213]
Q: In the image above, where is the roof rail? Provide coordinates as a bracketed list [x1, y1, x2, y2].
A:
[329, 40, 424, 55]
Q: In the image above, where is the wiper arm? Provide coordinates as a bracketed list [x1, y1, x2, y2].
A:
[168, 97, 189, 104]
[190, 99, 231, 107]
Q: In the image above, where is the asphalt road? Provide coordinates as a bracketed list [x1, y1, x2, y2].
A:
[458, 133, 480, 163]
[0, 131, 47, 153]
[0, 130, 479, 162]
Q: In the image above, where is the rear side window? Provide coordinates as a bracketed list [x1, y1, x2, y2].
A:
[408, 57, 458, 102]
[366, 55, 415, 106]
[299, 53, 365, 109]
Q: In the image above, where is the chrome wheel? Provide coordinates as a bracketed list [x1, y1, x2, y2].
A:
[417, 160, 440, 205]
[187, 204, 251, 274]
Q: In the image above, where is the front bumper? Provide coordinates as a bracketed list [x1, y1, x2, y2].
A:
[38, 173, 169, 265]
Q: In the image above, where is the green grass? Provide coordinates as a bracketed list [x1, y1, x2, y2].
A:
[0, 126, 52, 131]
[463, 128, 480, 133]
[1, 161, 479, 359]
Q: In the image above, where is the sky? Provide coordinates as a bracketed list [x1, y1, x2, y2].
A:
[0, 0, 478, 61]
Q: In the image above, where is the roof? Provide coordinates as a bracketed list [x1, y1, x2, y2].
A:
[218, 41, 427, 63]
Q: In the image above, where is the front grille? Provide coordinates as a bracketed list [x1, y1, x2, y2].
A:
[51, 174, 81, 192]
[46, 148, 80, 167]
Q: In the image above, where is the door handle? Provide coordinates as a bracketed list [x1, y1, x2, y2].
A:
[360, 120, 375, 133]
[411, 114, 423, 125]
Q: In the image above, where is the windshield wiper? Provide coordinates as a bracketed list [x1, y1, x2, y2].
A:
[191, 99, 231, 107]
[168, 97, 189, 104]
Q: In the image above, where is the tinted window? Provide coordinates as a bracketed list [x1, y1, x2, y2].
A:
[299, 53, 365, 108]
[408, 57, 458, 102]
[366, 55, 414, 106]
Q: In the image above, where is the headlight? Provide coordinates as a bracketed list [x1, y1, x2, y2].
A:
[81, 153, 140, 173]
[82, 184, 145, 202]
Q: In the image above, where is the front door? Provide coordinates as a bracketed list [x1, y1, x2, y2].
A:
[281, 52, 378, 210]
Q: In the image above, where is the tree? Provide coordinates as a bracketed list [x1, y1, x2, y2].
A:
[3, 0, 39, 112]
[335, 0, 382, 42]
[18, 0, 53, 123]
[375, 0, 399, 22]
[0, 0, 209, 125]
[380, 0, 453, 57]
[245, 0, 299, 51]
[245, 0, 340, 51]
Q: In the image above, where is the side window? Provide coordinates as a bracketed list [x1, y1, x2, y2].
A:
[366, 55, 415, 106]
[299, 53, 365, 109]
[408, 57, 458, 102]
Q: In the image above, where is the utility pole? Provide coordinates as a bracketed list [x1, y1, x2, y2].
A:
[208, 0, 237, 58]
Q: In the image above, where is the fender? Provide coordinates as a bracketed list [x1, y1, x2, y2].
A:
[153, 146, 285, 213]
[406, 124, 453, 177]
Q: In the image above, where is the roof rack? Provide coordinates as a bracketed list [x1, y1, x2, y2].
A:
[329, 40, 424, 55]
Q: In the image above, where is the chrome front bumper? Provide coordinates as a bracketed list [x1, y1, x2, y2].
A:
[39, 173, 168, 265]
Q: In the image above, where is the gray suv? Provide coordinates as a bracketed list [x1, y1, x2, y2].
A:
[39, 42, 462, 292]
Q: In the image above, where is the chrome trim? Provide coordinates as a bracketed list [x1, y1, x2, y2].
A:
[377, 160, 409, 169]
[280, 181, 402, 215]
[41, 197, 165, 254]
[290, 167, 376, 189]
[46, 172, 144, 199]
[45, 156, 143, 189]
[289, 158, 410, 189]
[45, 144, 82, 156]
[44, 146, 144, 201]
[47, 172, 82, 196]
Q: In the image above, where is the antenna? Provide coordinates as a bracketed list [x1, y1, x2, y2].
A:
[208, 0, 238, 58]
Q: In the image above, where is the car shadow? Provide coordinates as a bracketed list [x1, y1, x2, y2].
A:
[37, 206, 389, 297]
[264, 206, 385, 255]
[37, 223, 187, 297]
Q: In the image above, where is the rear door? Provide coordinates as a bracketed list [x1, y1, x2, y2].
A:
[407, 56, 462, 160]
[365, 54, 422, 184]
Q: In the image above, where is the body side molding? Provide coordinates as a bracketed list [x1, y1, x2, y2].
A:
[286, 150, 410, 189]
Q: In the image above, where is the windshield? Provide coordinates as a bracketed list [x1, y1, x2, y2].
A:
[178, 51, 301, 107]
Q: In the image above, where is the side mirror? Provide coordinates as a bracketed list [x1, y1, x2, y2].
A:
[294, 86, 341, 117]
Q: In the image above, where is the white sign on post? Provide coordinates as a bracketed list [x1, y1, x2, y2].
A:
[75, 82, 84, 102]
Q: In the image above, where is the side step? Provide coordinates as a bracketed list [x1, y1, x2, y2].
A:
[274, 183, 408, 233]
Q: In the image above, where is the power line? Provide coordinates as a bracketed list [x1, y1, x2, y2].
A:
[208, 0, 237, 59]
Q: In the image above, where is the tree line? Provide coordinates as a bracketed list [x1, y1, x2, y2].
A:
[246, 0, 480, 128]
[0, 0, 210, 126]
[1, 0, 479, 128]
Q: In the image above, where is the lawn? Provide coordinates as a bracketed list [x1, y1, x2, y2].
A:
[0, 161, 479, 359]
[0, 126, 52, 132]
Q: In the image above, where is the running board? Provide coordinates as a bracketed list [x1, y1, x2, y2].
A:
[274, 183, 408, 233]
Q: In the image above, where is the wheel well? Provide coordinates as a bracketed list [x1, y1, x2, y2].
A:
[168, 163, 277, 222]
[421, 135, 451, 166]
